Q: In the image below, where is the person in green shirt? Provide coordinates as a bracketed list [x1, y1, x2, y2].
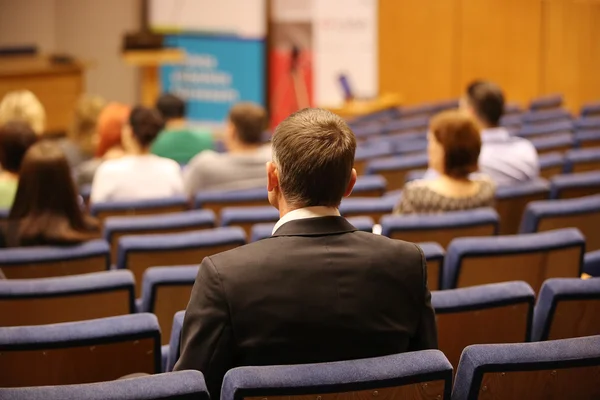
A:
[151, 94, 213, 164]
[0, 121, 37, 209]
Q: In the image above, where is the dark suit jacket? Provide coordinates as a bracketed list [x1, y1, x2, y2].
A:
[174, 216, 438, 397]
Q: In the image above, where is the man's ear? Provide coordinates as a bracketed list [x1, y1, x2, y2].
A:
[343, 168, 357, 198]
[266, 161, 279, 192]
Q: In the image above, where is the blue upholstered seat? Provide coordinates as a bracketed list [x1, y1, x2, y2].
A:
[165, 310, 186, 373]
[418, 242, 445, 291]
[575, 116, 600, 130]
[504, 102, 522, 115]
[532, 278, 600, 341]
[355, 141, 394, 161]
[383, 116, 430, 134]
[550, 171, 600, 199]
[500, 113, 522, 129]
[91, 196, 189, 220]
[250, 216, 376, 242]
[520, 194, 600, 251]
[193, 187, 269, 211]
[352, 123, 384, 140]
[221, 351, 453, 400]
[581, 101, 600, 117]
[564, 147, 600, 173]
[432, 281, 535, 368]
[104, 210, 216, 262]
[353, 175, 387, 196]
[530, 133, 575, 154]
[584, 250, 600, 277]
[339, 196, 398, 221]
[538, 152, 565, 178]
[220, 206, 280, 228]
[140, 265, 198, 346]
[494, 177, 551, 233]
[381, 208, 499, 248]
[117, 228, 245, 296]
[574, 130, 600, 148]
[0, 270, 135, 326]
[517, 120, 573, 138]
[0, 239, 110, 279]
[452, 335, 600, 400]
[443, 228, 585, 291]
[0, 370, 208, 400]
[365, 153, 429, 191]
[0, 313, 162, 387]
[528, 94, 563, 111]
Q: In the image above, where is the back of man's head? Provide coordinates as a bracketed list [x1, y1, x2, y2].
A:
[272, 108, 356, 208]
[465, 81, 505, 127]
[229, 103, 267, 145]
[156, 94, 186, 121]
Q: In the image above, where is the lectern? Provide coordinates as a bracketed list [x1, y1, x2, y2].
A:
[122, 49, 184, 107]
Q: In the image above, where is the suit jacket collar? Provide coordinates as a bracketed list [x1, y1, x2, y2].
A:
[272, 216, 357, 237]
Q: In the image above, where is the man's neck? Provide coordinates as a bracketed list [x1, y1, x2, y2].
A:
[227, 142, 261, 154]
[166, 118, 186, 129]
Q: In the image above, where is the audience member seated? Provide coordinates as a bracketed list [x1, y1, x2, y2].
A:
[151, 93, 213, 164]
[0, 90, 46, 135]
[175, 108, 437, 398]
[90, 106, 183, 203]
[0, 141, 99, 247]
[75, 102, 130, 185]
[0, 122, 37, 208]
[58, 95, 106, 168]
[395, 111, 495, 214]
[183, 102, 271, 195]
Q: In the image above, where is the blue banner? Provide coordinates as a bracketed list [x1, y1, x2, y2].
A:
[161, 35, 265, 125]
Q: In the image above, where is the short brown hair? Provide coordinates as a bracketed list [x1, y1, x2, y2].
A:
[272, 108, 356, 207]
[430, 110, 481, 179]
[129, 106, 165, 148]
[466, 81, 505, 126]
[229, 103, 266, 145]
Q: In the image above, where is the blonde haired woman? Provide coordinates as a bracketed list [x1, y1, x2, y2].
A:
[0, 90, 46, 135]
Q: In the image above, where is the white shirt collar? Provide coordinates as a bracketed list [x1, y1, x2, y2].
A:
[272, 206, 341, 235]
[481, 127, 511, 142]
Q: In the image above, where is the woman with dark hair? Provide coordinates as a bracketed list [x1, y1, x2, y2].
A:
[0, 121, 38, 208]
[394, 110, 495, 214]
[1, 141, 99, 247]
[90, 106, 184, 203]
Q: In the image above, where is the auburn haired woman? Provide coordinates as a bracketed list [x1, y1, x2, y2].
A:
[1, 141, 99, 247]
[394, 110, 495, 214]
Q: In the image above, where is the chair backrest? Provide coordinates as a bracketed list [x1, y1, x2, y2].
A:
[581, 101, 600, 117]
[352, 174, 387, 197]
[383, 116, 430, 134]
[104, 210, 216, 263]
[117, 228, 246, 296]
[365, 154, 429, 190]
[443, 228, 585, 292]
[584, 250, 600, 277]
[220, 206, 280, 238]
[532, 278, 600, 341]
[495, 180, 551, 235]
[91, 196, 189, 224]
[529, 94, 563, 111]
[381, 208, 499, 248]
[574, 130, 600, 148]
[565, 147, 600, 173]
[0, 270, 134, 327]
[0, 313, 161, 387]
[354, 142, 394, 175]
[141, 265, 198, 345]
[550, 171, 600, 199]
[339, 197, 397, 222]
[194, 188, 269, 219]
[0, 370, 209, 400]
[575, 116, 600, 130]
[520, 194, 600, 251]
[517, 120, 573, 139]
[418, 242, 445, 291]
[452, 335, 600, 400]
[538, 152, 565, 180]
[530, 133, 575, 155]
[221, 351, 453, 400]
[249, 216, 375, 242]
[0, 239, 110, 279]
[166, 310, 186, 373]
[432, 281, 535, 369]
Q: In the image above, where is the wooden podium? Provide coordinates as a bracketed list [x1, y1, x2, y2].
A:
[326, 93, 402, 119]
[123, 49, 184, 106]
[0, 55, 85, 133]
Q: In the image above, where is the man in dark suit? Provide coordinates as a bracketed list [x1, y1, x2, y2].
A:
[175, 108, 438, 397]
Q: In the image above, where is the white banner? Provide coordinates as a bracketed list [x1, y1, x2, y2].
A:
[313, 0, 378, 107]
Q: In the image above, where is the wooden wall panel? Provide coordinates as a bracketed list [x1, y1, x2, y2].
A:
[458, 0, 542, 106]
[378, 0, 459, 104]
